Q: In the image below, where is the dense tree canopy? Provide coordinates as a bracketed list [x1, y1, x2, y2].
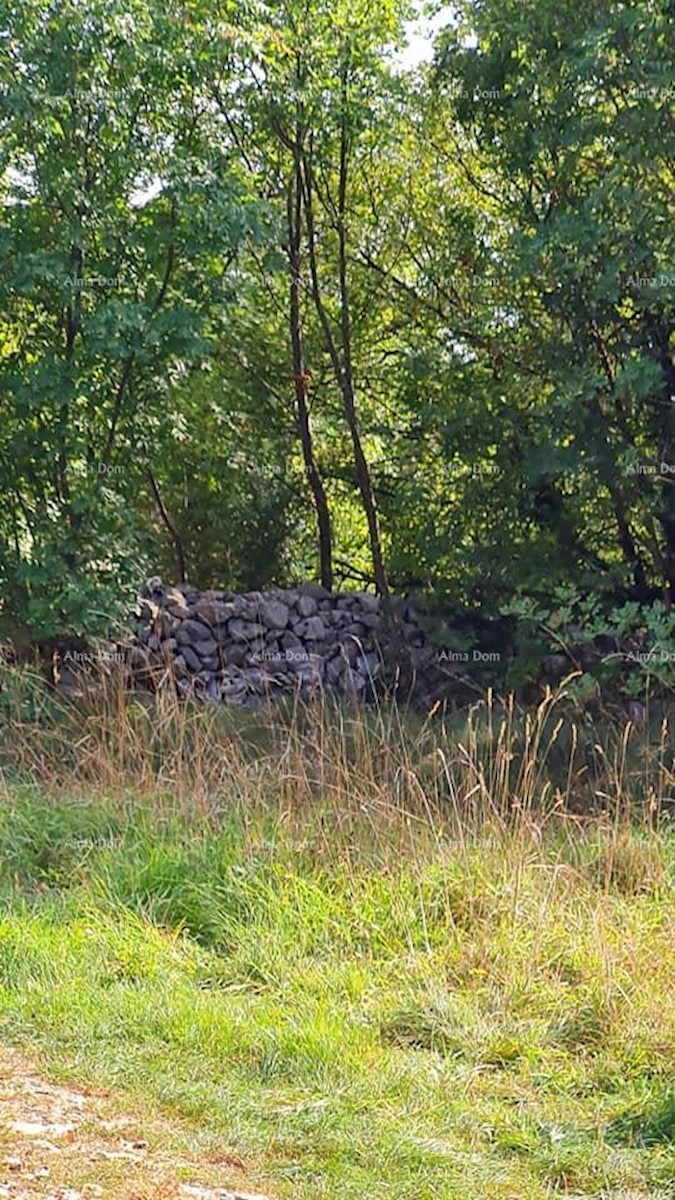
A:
[0, 0, 673, 664]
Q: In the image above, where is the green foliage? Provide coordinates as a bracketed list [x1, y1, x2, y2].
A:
[505, 588, 675, 695]
[0, 0, 673, 642]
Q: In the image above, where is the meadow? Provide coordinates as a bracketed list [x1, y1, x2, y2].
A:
[0, 679, 673, 1199]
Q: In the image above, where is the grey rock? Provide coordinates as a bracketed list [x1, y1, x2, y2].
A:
[296, 615, 326, 640]
[181, 645, 203, 673]
[402, 620, 421, 640]
[259, 599, 290, 630]
[196, 637, 219, 658]
[228, 619, 266, 642]
[165, 586, 188, 608]
[224, 644, 248, 667]
[129, 645, 150, 671]
[326, 657, 346, 685]
[221, 680, 248, 705]
[166, 602, 189, 619]
[198, 655, 220, 672]
[299, 581, 332, 600]
[359, 612, 381, 630]
[141, 576, 165, 600]
[297, 594, 318, 618]
[343, 622, 366, 638]
[356, 651, 380, 676]
[342, 667, 367, 696]
[181, 617, 214, 641]
[193, 599, 236, 625]
[138, 599, 159, 623]
[339, 638, 360, 665]
[354, 591, 380, 612]
[543, 653, 570, 680]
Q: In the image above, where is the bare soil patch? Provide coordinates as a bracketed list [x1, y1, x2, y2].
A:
[0, 1050, 269, 1200]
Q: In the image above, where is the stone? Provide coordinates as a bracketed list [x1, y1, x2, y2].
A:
[359, 612, 381, 630]
[165, 586, 188, 608]
[141, 576, 165, 600]
[326, 656, 346, 684]
[259, 599, 290, 630]
[159, 612, 178, 637]
[221, 679, 248, 704]
[356, 651, 380, 676]
[343, 667, 367, 696]
[205, 678, 223, 703]
[343, 621, 367, 638]
[296, 615, 326, 640]
[129, 645, 150, 670]
[228, 619, 266, 641]
[193, 599, 236, 625]
[196, 637, 219, 658]
[543, 653, 570, 680]
[138, 599, 158, 623]
[181, 645, 203, 673]
[339, 638, 360, 665]
[128, 580, 465, 709]
[354, 590, 380, 612]
[166, 602, 189, 619]
[402, 620, 420, 640]
[180, 617, 214, 641]
[298, 581, 332, 599]
[198, 655, 220, 672]
[223, 644, 248, 668]
[297, 594, 318, 618]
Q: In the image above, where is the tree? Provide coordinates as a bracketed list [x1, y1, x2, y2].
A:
[0, 0, 260, 639]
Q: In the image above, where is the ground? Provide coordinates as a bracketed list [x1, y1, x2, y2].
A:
[0, 1051, 267, 1200]
[0, 700, 673, 1200]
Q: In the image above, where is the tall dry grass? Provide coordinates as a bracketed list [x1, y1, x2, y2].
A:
[1, 663, 672, 852]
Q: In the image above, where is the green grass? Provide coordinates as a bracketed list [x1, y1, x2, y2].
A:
[0, 781, 674, 1200]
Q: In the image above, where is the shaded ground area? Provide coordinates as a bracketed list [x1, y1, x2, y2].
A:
[0, 1050, 268, 1200]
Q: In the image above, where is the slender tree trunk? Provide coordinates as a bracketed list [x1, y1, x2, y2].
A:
[147, 466, 188, 583]
[646, 315, 675, 606]
[334, 91, 392, 618]
[287, 149, 333, 591]
[300, 106, 394, 629]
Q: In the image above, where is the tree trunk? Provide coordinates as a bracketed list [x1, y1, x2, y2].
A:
[334, 92, 392, 620]
[287, 150, 333, 591]
[300, 115, 394, 631]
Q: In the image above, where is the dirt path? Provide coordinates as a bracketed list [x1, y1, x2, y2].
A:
[0, 1050, 269, 1200]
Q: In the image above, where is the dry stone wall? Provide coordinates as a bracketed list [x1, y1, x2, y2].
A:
[52, 577, 657, 714]
[128, 577, 401, 706]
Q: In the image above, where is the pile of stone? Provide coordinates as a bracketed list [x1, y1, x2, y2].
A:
[52, 578, 664, 714]
[127, 577, 399, 706]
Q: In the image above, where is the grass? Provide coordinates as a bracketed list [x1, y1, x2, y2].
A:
[0, 678, 673, 1198]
